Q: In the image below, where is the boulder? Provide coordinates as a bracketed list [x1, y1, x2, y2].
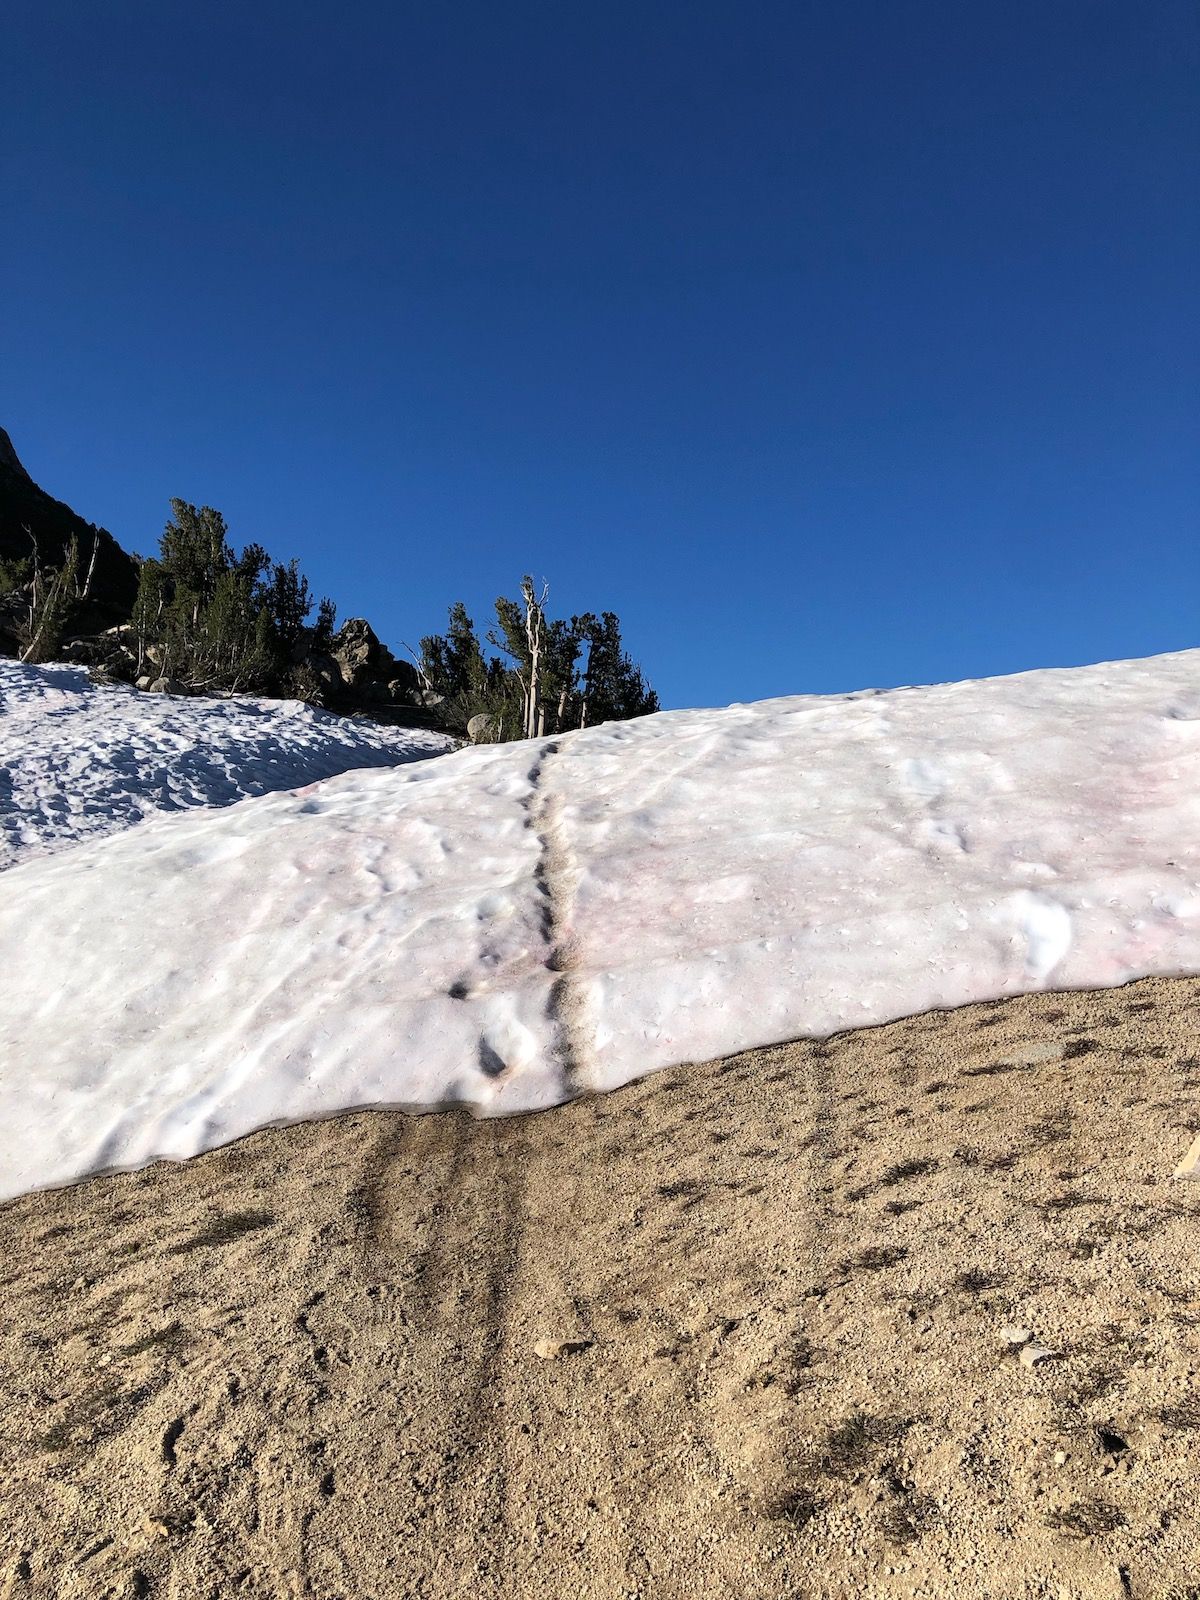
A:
[63, 633, 137, 679]
[467, 712, 500, 743]
[63, 637, 108, 665]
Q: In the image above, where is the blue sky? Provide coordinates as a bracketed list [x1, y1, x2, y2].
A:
[4, 1, 1196, 710]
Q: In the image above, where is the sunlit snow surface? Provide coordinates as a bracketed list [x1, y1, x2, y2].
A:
[1, 651, 1199, 1199]
[0, 660, 453, 868]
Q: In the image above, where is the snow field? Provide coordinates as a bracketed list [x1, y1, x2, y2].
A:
[1, 650, 1198, 1200]
[0, 659, 453, 870]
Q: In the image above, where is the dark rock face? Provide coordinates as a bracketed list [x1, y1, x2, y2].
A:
[390, 662, 421, 694]
[0, 430, 28, 477]
[0, 428, 140, 639]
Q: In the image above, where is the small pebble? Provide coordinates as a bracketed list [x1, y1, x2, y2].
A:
[1019, 1343, 1056, 1369]
[533, 1337, 591, 1360]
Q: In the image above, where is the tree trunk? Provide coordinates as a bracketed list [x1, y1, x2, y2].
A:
[521, 578, 548, 739]
[78, 533, 99, 601]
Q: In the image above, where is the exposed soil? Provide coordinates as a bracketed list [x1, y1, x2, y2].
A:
[2, 976, 1200, 1600]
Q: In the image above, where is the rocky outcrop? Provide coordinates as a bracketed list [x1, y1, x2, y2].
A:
[328, 618, 421, 696]
[317, 619, 428, 718]
[331, 617, 389, 689]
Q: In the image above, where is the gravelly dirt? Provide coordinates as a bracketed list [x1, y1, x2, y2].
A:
[2, 975, 1199, 1600]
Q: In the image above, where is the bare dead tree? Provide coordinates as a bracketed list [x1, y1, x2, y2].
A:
[513, 663, 530, 734]
[21, 525, 39, 642]
[398, 638, 434, 696]
[521, 576, 548, 738]
[20, 529, 78, 663]
[73, 531, 99, 602]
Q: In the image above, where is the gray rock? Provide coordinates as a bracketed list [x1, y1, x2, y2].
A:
[63, 633, 136, 668]
[64, 637, 103, 664]
[1018, 1342, 1056, 1369]
[467, 713, 500, 743]
[331, 618, 394, 689]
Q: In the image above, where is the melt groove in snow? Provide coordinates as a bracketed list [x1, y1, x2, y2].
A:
[524, 739, 594, 1099]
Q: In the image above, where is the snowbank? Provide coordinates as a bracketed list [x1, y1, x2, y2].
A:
[1, 650, 1198, 1200]
[0, 660, 453, 869]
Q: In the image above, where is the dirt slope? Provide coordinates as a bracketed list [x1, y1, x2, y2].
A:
[2, 976, 1199, 1600]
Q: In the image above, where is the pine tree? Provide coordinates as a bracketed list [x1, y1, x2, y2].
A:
[129, 500, 321, 694]
[261, 559, 314, 655]
[421, 602, 488, 700]
[571, 610, 659, 726]
[159, 501, 233, 626]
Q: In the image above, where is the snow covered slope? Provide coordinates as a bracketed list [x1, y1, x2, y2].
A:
[0, 660, 453, 869]
[2, 650, 1199, 1200]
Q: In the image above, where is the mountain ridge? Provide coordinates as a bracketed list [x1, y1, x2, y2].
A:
[0, 426, 139, 645]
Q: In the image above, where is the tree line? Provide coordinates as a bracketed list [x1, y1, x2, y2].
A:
[129, 500, 336, 695]
[2, 498, 659, 739]
[419, 578, 659, 740]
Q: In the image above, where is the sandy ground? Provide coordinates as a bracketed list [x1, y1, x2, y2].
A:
[2, 977, 1200, 1600]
